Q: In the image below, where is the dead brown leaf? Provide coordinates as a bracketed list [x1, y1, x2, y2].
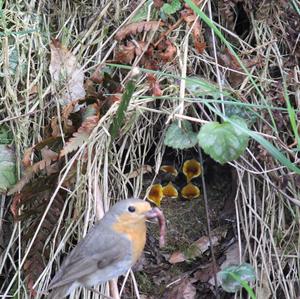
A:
[62, 99, 80, 120]
[169, 227, 227, 264]
[90, 66, 104, 84]
[126, 165, 152, 179]
[117, 41, 154, 68]
[108, 95, 122, 103]
[220, 241, 240, 269]
[50, 117, 61, 137]
[85, 79, 99, 98]
[153, 0, 164, 8]
[184, 0, 204, 8]
[29, 85, 38, 96]
[209, 241, 240, 286]
[134, 41, 152, 57]
[169, 235, 219, 264]
[115, 42, 136, 64]
[22, 147, 34, 168]
[115, 21, 162, 41]
[22, 140, 61, 169]
[158, 40, 177, 62]
[218, 49, 261, 87]
[168, 251, 186, 264]
[49, 39, 85, 106]
[191, 22, 206, 53]
[41, 147, 58, 160]
[10, 193, 21, 220]
[146, 74, 163, 96]
[181, 10, 206, 54]
[50, 99, 79, 137]
[164, 278, 196, 299]
[41, 147, 59, 175]
[194, 235, 219, 253]
[193, 262, 219, 283]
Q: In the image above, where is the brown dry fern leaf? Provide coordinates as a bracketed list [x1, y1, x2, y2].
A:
[8, 155, 59, 195]
[59, 114, 100, 157]
[115, 21, 162, 41]
[10, 169, 75, 296]
[24, 193, 65, 296]
[14, 176, 65, 296]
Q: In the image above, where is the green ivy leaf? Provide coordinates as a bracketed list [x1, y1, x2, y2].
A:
[0, 48, 27, 77]
[162, 0, 182, 15]
[0, 145, 16, 193]
[198, 116, 249, 164]
[217, 263, 256, 293]
[164, 120, 197, 149]
[225, 103, 257, 126]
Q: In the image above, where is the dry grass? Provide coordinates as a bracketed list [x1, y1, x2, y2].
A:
[1, 0, 300, 298]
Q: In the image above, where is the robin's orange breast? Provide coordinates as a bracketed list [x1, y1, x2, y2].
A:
[113, 214, 147, 263]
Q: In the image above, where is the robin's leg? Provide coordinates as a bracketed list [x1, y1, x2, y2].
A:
[86, 287, 114, 299]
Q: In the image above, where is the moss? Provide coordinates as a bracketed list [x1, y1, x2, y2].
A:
[135, 272, 153, 294]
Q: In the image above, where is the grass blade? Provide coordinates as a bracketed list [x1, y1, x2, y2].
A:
[109, 79, 136, 142]
[229, 273, 256, 299]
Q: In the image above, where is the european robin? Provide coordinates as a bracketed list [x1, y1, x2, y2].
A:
[48, 198, 165, 298]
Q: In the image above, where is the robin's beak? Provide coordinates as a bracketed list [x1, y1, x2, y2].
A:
[145, 207, 166, 248]
[145, 207, 160, 219]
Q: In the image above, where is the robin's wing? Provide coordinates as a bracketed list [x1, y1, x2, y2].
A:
[49, 226, 132, 289]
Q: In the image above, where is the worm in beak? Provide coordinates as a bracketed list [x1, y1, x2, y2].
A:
[145, 207, 166, 248]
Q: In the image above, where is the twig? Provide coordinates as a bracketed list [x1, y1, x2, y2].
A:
[198, 146, 219, 299]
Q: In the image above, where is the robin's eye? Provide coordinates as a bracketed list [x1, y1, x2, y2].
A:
[128, 206, 136, 213]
